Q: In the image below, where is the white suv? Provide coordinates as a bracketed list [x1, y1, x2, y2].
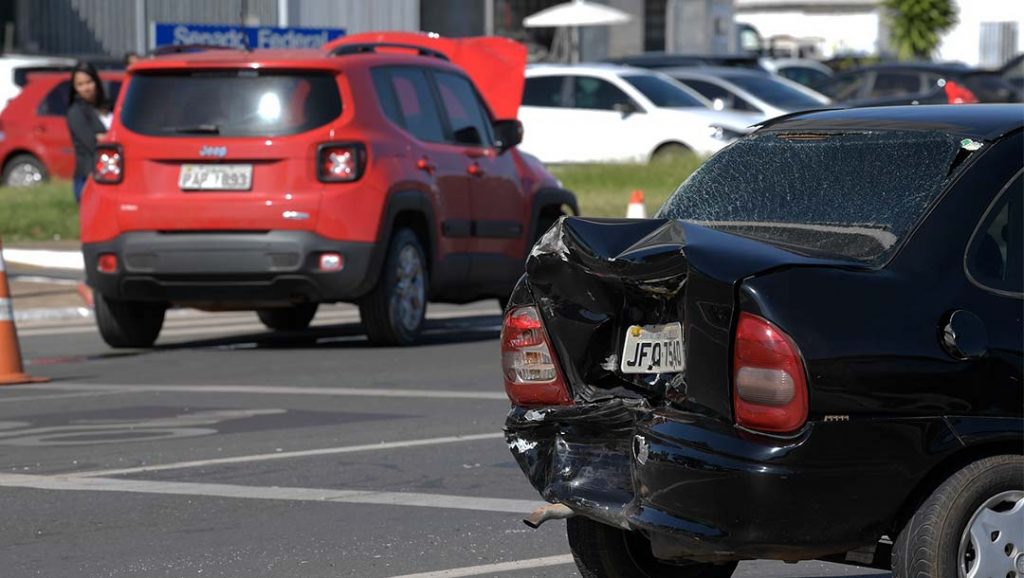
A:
[518, 64, 764, 164]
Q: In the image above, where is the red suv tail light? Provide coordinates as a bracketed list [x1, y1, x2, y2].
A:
[944, 80, 978, 104]
[317, 143, 365, 182]
[733, 312, 808, 433]
[501, 305, 572, 406]
[93, 145, 123, 184]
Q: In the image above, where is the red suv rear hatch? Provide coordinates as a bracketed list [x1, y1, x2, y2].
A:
[110, 68, 344, 233]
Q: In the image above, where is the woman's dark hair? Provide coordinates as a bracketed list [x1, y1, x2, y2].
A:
[67, 61, 108, 110]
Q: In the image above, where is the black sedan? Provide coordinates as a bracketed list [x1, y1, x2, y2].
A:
[501, 105, 1023, 577]
[816, 63, 1021, 106]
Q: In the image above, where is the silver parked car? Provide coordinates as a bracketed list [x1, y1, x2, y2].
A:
[662, 66, 831, 119]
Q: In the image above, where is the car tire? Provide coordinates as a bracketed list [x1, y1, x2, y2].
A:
[892, 454, 1023, 578]
[567, 516, 738, 578]
[651, 143, 695, 164]
[257, 303, 318, 331]
[2, 154, 48, 187]
[94, 293, 166, 348]
[359, 228, 428, 346]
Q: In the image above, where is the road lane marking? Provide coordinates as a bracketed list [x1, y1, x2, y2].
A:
[0, 473, 542, 514]
[17, 310, 362, 338]
[15, 382, 508, 400]
[384, 555, 575, 578]
[17, 305, 499, 338]
[68, 432, 505, 477]
[0, 391, 126, 404]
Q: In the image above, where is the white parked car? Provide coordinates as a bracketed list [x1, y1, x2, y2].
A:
[518, 64, 764, 164]
[0, 54, 75, 114]
[662, 67, 831, 120]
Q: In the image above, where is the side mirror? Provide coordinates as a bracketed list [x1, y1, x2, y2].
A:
[712, 98, 727, 111]
[493, 119, 523, 154]
[613, 101, 639, 116]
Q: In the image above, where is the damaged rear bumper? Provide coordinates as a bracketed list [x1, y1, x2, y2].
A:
[506, 402, 955, 563]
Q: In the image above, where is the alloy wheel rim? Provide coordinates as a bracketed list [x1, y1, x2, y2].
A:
[959, 490, 1024, 578]
[391, 245, 425, 333]
[6, 163, 43, 187]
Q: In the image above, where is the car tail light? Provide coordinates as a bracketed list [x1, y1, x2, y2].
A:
[733, 312, 808, 433]
[501, 305, 572, 406]
[318, 252, 344, 272]
[944, 80, 978, 104]
[97, 253, 118, 274]
[318, 143, 365, 182]
[93, 145, 123, 184]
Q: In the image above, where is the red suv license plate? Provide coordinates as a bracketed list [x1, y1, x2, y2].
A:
[179, 164, 253, 191]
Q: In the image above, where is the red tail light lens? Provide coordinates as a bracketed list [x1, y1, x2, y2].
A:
[944, 80, 978, 104]
[733, 312, 808, 433]
[93, 145, 123, 184]
[501, 305, 572, 406]
[318, 143, 365, 182]
[97, 253, 118, 274]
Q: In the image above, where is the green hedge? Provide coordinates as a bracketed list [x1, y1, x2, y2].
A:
[0, 159, 702, 243]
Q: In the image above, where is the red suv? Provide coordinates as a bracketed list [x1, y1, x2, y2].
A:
[0, 71, 124, 186]
[80, 37, 577, 348]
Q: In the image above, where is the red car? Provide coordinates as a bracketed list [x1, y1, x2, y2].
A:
[81, 36, 577, 348]
[0, 71, 124, 187]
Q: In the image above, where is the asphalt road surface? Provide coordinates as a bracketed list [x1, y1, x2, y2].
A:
[2, 301, 893, 577]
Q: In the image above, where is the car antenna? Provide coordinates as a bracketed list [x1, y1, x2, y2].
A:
[240, 0, 251, 52]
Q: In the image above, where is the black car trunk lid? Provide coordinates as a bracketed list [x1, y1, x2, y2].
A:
[525, 216, 860, 417]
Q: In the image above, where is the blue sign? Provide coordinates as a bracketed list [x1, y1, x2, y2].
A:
[152, 22, 346, 50]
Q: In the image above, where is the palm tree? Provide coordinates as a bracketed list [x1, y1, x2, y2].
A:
[884, 0, 959, 61]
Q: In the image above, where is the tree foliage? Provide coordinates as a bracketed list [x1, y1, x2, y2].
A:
[884, 0, 959, 60]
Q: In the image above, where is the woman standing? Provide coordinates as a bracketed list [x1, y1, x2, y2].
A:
[66, 62, 111, 204]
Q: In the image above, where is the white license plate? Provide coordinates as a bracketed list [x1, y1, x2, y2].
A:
[620, 323, 685, 374]
[179, 164, 253, 191]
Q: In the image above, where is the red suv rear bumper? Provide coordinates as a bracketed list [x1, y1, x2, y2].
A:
[83, 231, 377, 306]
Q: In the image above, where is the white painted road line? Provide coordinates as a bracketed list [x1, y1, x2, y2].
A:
[0, 473, 543, 514]
[0, 391, 126, 404]
[69, 432, 506, 478]
[16, 305, 500, 338]
[19, 382, 509, 400]
[384, 555, 576, 578]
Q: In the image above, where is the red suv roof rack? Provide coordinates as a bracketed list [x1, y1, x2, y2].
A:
[327, 42, 449, 61]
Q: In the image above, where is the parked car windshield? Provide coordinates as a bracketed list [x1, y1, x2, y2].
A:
[659, 130, 965, 265]
[120, 70, 342, 137]
[622, 74, 710, 108]
[724, 74, 825, 108]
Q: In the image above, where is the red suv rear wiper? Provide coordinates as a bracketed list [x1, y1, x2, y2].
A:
[170, 124, 221, 135]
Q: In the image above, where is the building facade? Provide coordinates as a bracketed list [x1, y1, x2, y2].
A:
[2, 0, 735, 61]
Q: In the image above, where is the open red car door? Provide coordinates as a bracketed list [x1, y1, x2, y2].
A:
[323, 32, 527, 119]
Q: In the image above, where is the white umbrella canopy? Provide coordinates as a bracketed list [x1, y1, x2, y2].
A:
[523, 0, 632, 28]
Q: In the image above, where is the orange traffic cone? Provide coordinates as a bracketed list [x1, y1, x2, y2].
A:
[626, 190, 647, 219]
[0, 239, 48, 385]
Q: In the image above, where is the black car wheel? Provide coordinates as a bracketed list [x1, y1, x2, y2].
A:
[651, 142, 695, 164]
[567, 516, 738, 578]
[892, 455, 1024, 578]
[94, 293, 166, 348]
[2, 154, 47, 187]
[359, 228, 427, 346]
[257, 303, 318, 331]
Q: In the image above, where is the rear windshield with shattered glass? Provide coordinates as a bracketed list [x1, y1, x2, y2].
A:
[658, 130, 968, 265]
